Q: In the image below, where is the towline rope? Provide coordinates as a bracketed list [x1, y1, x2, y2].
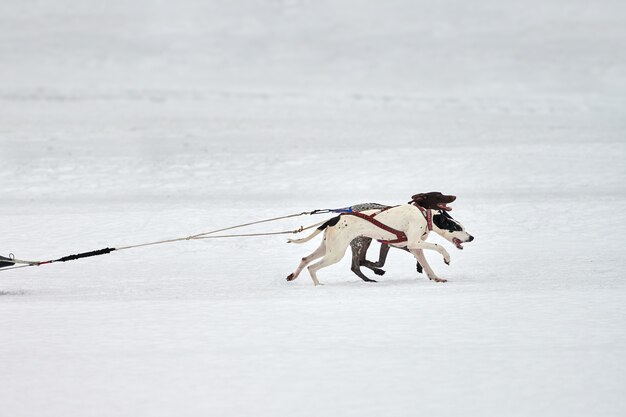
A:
[0, 210, 332, 273]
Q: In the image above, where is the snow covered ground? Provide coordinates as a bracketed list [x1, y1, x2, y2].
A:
[1, 1, 625, 416]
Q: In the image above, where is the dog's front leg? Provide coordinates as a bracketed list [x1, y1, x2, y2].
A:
[407, 240, 450, 265]
[405, 227, 451, 283]
[410, 249, 446, 283]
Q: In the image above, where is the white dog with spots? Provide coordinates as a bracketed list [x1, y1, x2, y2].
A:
[286, 204, 473, 286]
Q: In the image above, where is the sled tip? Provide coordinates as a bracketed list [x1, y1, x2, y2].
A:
[0, 255, 16, 269]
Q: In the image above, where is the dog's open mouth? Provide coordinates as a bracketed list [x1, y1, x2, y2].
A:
[437, 203, 452, 211]
[453, 238, 464, 250]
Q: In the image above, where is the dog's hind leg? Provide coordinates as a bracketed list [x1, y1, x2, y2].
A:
[349, 237, 378, 282]
[307, 241, 351, 286]
[350, 252, 378, 283]
[361, 243, 390, 273]
[287, 242, 326, 282]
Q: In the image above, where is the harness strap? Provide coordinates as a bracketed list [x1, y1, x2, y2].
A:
[344, 211, 407, 244]
[415, 207, 433, 231]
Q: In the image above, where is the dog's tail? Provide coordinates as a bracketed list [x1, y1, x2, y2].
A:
[287, 216, 341, 244]
[287, 229, 323, 244]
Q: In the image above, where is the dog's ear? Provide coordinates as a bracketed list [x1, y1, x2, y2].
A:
[410, 193, 426, 203]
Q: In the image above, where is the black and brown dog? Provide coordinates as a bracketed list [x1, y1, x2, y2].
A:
[349, 192, 456, 282]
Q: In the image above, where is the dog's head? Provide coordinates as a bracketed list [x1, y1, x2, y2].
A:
[432, 210, 474, 250]
[410, 192, 456, 211]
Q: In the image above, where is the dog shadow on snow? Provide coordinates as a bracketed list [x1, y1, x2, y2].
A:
[285, 277, 451, 290]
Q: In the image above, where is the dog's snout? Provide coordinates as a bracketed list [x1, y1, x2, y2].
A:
[468, 235, 474, 242]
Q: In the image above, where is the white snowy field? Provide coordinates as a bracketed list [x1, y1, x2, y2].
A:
[1, 1, 626, 416]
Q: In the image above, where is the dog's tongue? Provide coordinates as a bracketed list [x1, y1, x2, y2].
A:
[438, 203, 452, 211]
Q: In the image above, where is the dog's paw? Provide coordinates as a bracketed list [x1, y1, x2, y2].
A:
[442, 249, 451, 265]
[362, 278, 378, 283]
[430, 277, 448, 283]
[286, 273, 295, 281]
[373, 268, 386, 276]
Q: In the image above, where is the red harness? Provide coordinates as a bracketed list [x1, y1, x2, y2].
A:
[345, 210, 407, 244]
[343, 206, 433, 245]
[416, 206, 433, 231]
